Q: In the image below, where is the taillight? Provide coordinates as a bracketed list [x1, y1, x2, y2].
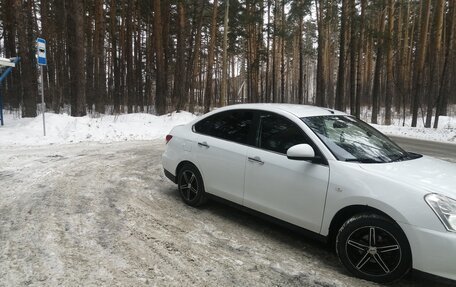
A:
[165, 135, 173, 144]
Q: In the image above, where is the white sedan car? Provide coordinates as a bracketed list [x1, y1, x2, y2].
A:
[162, 104, 456, 283]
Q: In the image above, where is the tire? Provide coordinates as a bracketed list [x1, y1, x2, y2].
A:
[177, 164, 207, 207]
[335, 213, 412, 283]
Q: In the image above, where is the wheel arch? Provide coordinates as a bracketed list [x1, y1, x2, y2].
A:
[175, 160, 199, 179]
[328, 205, 398, 246]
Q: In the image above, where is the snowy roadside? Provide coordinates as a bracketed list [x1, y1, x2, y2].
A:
[0, 111, 196, 146]
[372, 115, 456, 143]
[0, 110, 455, 146]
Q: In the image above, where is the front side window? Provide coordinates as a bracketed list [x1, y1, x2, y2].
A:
[257, 113, 308, 154]
[194, 110, 253, 144]
[302, 115, 419, 163]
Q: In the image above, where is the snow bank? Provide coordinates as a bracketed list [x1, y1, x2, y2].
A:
[0, 109, 455, 146]
[0, 112, 197, 146]
[372, 115, 456, 143]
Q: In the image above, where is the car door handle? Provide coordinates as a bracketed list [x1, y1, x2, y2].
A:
[198, 141, 210, 148]
[248, 156, 264, 165]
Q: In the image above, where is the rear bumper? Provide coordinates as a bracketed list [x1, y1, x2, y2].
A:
[164, 169, 176, 183]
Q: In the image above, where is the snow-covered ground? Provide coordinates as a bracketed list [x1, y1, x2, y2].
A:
[0, 109, 455, 146]
[0, 112, 196, 146]
[0, 141, 442, 287]
[369, 116, 455, 143]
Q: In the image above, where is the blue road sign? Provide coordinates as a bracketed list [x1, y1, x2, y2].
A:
[37, 38, 47, 66]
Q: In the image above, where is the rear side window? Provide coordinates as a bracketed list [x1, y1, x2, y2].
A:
[194, 110, 253, 145]
[258, 113, 308, 154]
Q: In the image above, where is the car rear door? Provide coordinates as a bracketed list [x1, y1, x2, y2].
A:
[193, 110, 254, 205]
[244, 112, 330, 233]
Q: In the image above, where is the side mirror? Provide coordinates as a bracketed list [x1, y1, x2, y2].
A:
[287, 144, 315, 160]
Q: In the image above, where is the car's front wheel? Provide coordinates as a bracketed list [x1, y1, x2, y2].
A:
[336, 213, 412, 283]
[177, 164, 207, 207]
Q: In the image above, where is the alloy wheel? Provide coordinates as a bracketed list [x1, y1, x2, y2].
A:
[179, 170, 199, 202]
[345, 226, 401, 277]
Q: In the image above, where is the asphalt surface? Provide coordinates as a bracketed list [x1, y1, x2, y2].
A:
[389, 136, 456, 163]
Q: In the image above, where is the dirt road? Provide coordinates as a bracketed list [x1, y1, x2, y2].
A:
[0, 141, 447, 286]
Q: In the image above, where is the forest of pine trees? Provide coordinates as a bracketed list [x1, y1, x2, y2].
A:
[0, 0, 455, 127]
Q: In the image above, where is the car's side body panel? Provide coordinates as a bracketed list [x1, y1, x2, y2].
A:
[244, 146, 330, 233]
[162, 125, 199, 181]
[320, 160, 443, 235]
[192, 134, 247, 205]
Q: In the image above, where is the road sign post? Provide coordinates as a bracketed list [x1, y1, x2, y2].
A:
[37, 38, 47, 136]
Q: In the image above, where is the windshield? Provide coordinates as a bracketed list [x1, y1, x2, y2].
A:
[302, 115, 419, 163]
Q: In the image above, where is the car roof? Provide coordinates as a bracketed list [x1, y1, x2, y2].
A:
[214, 103, 347, 118]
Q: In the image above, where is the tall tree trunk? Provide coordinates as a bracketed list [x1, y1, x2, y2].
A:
[349, 0, 356, 115]
[153, 0, 168, 115]
[265, 0, 272, 103]
[425, 0, 444, 128]
[126, 0, 134, 113]
[272, 0, 280, 103]
[280, 0, 285, 103]
[119, 0, 126, 112]
[371, 8, 386, 124]
[403, 0, 414, 123]
[173, 0, 187, 112]
[52, 0, 67, 112]
[335, 0, 348, 111]
[66, 0, 86, 116]
[246, 1, 260, 104]
[220, 0, 229, 107]
[145, 13, 153, 110]
[4, 0, 20, 110]
[110, 0, 121, 113]
[16, 0, 38, 117]
[85, 3, 94, 113]
[188, 1, 205, 113]
[94, 0, 106, 113]
[336, 0, 349, 111]
[135, 10, 143, 112]
[204, 0, 219, 113]
[411, 0, 431, 127]
[298, 15, 304, 104]
[315, 0, 326, 107]
[435, 0, 456, 128]
[385, 0, 395, 125]
[355, 0, 366, 118]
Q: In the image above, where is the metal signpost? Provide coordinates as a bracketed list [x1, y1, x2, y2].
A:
[37, 38, 47, 136]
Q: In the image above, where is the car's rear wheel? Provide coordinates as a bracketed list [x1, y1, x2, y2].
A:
[336, 213, 412, 283]
[177, 164, 207, 207]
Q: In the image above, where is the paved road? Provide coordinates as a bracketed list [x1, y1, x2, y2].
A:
[389, 136, 456, 163]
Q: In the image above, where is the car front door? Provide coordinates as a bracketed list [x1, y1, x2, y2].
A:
[193, 110, 254, 205]
[244, 112, 330, 233]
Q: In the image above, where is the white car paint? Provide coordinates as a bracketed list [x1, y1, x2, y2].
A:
[162, 103, 456, 281]
[194, 134, 247, 205]
[244, 146, 329, 233]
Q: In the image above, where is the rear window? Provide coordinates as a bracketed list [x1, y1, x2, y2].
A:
[194, 110, 254, 145]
